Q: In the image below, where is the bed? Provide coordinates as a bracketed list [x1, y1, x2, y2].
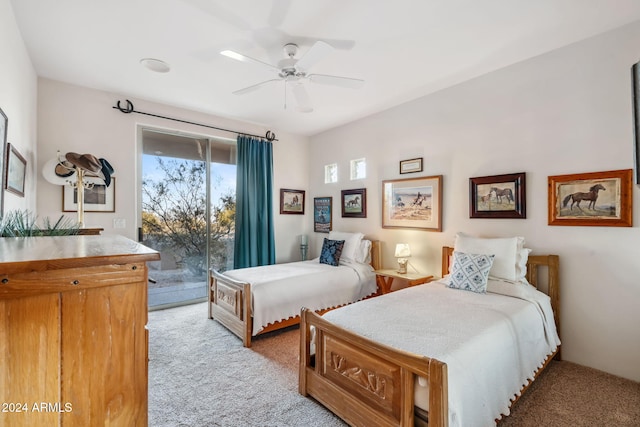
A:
[208, 232, 381, 347]
[299, 237, 560, 427]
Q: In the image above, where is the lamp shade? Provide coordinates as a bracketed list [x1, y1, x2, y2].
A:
[394, 243, 411, 258]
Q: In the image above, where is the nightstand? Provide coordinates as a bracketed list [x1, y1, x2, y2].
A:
[375, 269, 435, 294]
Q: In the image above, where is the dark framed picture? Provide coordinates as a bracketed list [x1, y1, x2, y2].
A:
[631, 62, 640, 184]
[469, 172, 526, 219]
[382, 175, 442, 231]
[548, 169, 632, 227]
[280, 188, 305, 214]
[0, 107, 7, 213]
[399, 157, 423, 174]
[313, 197, 332, 233]
[63, 177, 116, 212]
[341, 188, 366, 218]
[5, 143, 26, 197]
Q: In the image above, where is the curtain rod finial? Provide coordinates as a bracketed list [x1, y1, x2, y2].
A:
[265, 131, 276, 141]
[115, 99, 134, 113]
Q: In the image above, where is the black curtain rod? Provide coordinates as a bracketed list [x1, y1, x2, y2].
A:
[112, 99, 277, 141]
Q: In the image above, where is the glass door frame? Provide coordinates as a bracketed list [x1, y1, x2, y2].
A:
[137, 125, 235, 309]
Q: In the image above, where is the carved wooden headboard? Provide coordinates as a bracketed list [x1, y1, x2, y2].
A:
[368, 240, 381, 271]
[442, 246, 455, 277]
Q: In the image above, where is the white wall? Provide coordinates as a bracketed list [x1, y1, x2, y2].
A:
[36, 78, 310, 262]
[308, 22, 640, 381]
[3, 0, 311, 260]
[6, 0, 639, 381]
[0, 0, 38, 213]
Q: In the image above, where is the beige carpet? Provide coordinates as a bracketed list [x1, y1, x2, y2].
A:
[149, 302, 640, 427]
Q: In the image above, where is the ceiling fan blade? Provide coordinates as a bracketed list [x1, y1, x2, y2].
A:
[233, 79, 281, 95]
[308, 73, 364, 89]
[220, 50, 280, 73]
[181, 0, 251, 30]
[291, 83, 313, 113]
[295, 41, 334, 71]
[268, 0, 292, 27]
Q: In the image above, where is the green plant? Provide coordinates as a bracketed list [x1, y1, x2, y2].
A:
[142, 158, 235, 275]
[0, 210, 80, 237]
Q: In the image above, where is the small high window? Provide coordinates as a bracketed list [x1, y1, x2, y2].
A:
[350, 158, 366, 180]
[325, 163, 338, 183]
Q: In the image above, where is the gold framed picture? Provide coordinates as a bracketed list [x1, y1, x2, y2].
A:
[382, 175, 442, 231]
[548, 169, 632, 227]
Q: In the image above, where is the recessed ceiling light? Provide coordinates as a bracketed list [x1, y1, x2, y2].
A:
[140, 58, 170, 73]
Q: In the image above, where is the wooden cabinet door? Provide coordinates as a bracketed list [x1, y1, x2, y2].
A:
[0, 294, 61, 427]
[60, 282, 148, 427]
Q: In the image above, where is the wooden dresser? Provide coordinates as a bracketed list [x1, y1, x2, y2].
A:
[0, 235, 159, 427]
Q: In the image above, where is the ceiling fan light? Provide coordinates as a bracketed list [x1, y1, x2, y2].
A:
[221, 50, 245, 61]
[140, 58, 170, 73]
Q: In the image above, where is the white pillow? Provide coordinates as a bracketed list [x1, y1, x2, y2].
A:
[355, 239, 372, 264]
[454, 233, 523, 282]
[448, 251, 495, 293]
[328, 231, 364, 262]
[516, 248, 532, 282]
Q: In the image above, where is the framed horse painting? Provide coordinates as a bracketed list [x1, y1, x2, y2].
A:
[280, 189, 305, 214]
[382, 175, 442, 230]
[341, 188, 367, 218]
[469, 172, 526, 219]
[548, 169, 633, 227]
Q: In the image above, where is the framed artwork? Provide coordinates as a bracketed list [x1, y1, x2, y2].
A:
[399, 157, 423, 174]
[469, 172, 526, 219]
[382, 175, 442, 231]
[280, 188, 305, 214]
[341, 188, 366, 218]
[313, 197, 332, 233]
[548, 169, 632, 227]
[0, 107, 7, 214]
[631, 62, 640, 184]
[63, 177, 116, 212]
[5, 143, 26, 197]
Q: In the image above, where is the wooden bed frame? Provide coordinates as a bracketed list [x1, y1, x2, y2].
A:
[208, 240, 382, 347]
[299, 246, 560, 427]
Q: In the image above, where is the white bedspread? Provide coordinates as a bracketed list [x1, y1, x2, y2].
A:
[321, 279, 560, 427]
[224, 259, 376, 335]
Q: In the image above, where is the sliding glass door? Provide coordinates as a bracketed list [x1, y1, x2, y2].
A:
[140, 129, 236, 309]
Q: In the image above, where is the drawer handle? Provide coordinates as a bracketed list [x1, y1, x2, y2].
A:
[1, 278, 8, 284]
[72, 280, 80, 285]
[132, 265, 138, 270]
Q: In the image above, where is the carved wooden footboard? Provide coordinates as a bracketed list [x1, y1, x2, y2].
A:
[209, 268, 323, 347]
[299, 246, 561, 426]
[209, 269, 252, 346]
[209, 240, 382, 348]
[299, 308, 447, 427]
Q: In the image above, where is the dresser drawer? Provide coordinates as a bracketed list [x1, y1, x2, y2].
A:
[0, 262, 147, 299]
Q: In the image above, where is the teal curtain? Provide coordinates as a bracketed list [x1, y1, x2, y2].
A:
[234, 135, 275, 268]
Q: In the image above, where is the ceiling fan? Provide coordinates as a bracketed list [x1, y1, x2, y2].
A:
[221, 41, 364, 112]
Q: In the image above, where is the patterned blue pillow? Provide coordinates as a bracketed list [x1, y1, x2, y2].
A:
[448, 251, 495, 293]
[319, 238, 345, 266]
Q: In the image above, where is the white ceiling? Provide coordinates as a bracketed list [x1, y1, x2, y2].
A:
[10, 0, 640, 137]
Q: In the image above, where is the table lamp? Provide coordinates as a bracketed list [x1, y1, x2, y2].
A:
[394, 243, 411, 274]
[300, 234, 308, 261]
